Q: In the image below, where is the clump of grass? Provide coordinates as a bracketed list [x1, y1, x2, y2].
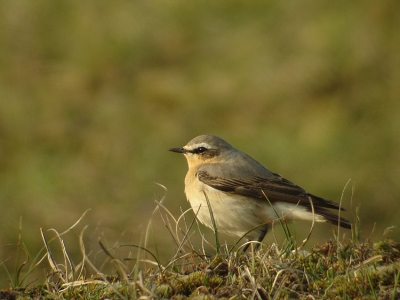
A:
[1, 188, 400, 299]
[1, 217, 47, 290]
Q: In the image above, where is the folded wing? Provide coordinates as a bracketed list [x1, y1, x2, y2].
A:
[197, 170, 351, 229]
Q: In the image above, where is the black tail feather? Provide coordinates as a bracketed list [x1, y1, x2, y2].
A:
[315, 207, 352, 229]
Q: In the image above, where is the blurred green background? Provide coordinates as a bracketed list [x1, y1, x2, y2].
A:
[1, 0, 399, 287]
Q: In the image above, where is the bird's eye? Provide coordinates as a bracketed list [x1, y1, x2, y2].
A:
[194, 147, 208, 154]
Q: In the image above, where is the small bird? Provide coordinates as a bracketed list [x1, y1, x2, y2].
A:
[170, 135, 351, 249]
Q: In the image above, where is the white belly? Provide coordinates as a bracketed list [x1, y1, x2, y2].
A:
[185, 179, 325, 241]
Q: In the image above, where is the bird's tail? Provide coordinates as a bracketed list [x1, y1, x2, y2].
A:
[315, 208, 352, 229]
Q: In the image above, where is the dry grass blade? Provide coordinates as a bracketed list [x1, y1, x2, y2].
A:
[75, 226, 127, 299]
[48, 228, 75, 282]
[154, 199, 181, 246]
[270, 268, 304, 298]
[243, 266, 263, 300]
[155, 199, 199, 258]
[337, 178, 351, 239]
[163, 252, 197, 272]
[60, 238, 75, 280]
[144, 183, 168, 250]
[111, 258, 130, 283]
[40, 228, 65, 282]
[117, 244, 163, 273]
[383, 226, 396, 237]
[296, 196, 316, 252]
[230, 223, 271, 253]
[33, 210, 91, 272]
[59, 209, 92, 236]
[352, 255, 383, 271]
[61, 279, 107, 287]
[99, 241, 163, 298]
[98, 239, 116, 260]
[176, 208, 196, 244]
[173, 207, 200, 257]
[99, 240, 135, 297]
[136, 270, 158, 299]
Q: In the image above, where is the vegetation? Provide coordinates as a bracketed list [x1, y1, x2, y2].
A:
[1, 199, 400, 299]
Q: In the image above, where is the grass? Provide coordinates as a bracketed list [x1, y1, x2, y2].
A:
[0, 0, 400, 288]
[1, 192, 400, 300]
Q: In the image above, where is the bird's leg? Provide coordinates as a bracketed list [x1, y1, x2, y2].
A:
[242, 228, 268, 252]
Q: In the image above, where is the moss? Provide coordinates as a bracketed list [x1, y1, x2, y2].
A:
[156, 283, 174, 298]
[168, 271, 223, 296]
[374, 240, 400, 263]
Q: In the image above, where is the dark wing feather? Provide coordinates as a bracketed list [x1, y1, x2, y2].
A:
[197, 170, 341, 209]
[197, 170, 351, 229]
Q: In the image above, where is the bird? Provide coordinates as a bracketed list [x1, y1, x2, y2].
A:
[169, 134, 351, 250]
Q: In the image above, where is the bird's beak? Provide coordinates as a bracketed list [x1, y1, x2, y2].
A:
[169, 147, 186, 153]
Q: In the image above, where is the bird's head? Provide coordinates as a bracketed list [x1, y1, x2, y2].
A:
[169, 135, 234, 168]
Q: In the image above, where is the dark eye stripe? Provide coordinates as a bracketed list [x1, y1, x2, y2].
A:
[193, 147, 208, 154]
